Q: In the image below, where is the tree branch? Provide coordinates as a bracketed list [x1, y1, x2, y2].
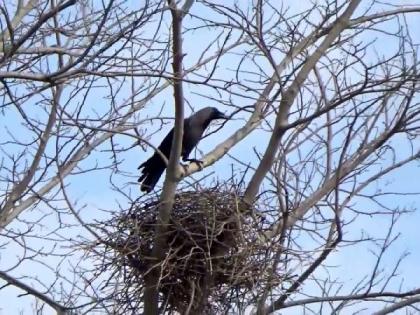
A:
[243, 0, 362, 203]
[0, 271, 69, 315]
[143, 0, 188, 313]
[373, 295, 420, 315]
[280, 288, 420, 309]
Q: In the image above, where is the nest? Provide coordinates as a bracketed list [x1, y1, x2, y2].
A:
[94, 186, 274, 314]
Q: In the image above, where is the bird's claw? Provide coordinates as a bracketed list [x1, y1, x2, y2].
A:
[180, 163, 189, 172]
[183, 158, 204, 170]
[184, 158, 203, 164]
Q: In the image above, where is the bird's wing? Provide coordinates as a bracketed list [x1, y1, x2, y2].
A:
[181, 115, 209, 160]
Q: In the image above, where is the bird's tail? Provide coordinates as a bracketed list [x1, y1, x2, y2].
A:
[138, 155, 166, 193]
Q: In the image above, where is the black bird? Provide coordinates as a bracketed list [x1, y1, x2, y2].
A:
[138, 107, 227, 193]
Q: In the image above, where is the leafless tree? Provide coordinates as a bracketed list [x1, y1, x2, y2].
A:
[1, 0, 420, 314]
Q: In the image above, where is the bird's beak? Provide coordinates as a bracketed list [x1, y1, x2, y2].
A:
[216, 111, 228, 120]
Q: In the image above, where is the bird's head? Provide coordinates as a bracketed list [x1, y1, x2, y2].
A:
[191, 107, 228, 128]
[208, 107, 228, 120]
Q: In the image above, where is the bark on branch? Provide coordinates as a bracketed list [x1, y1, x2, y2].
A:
[143, 1, 187, 314]
[0, 271, 69, 315]
[243, 0, 362, 203]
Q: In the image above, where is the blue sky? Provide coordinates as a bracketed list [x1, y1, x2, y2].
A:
[1, 1, 420, 314]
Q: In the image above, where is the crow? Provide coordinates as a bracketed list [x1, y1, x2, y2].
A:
[138, 107, 227, 193]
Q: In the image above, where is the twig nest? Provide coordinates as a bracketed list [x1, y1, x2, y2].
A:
[96, 186, 272, 314]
